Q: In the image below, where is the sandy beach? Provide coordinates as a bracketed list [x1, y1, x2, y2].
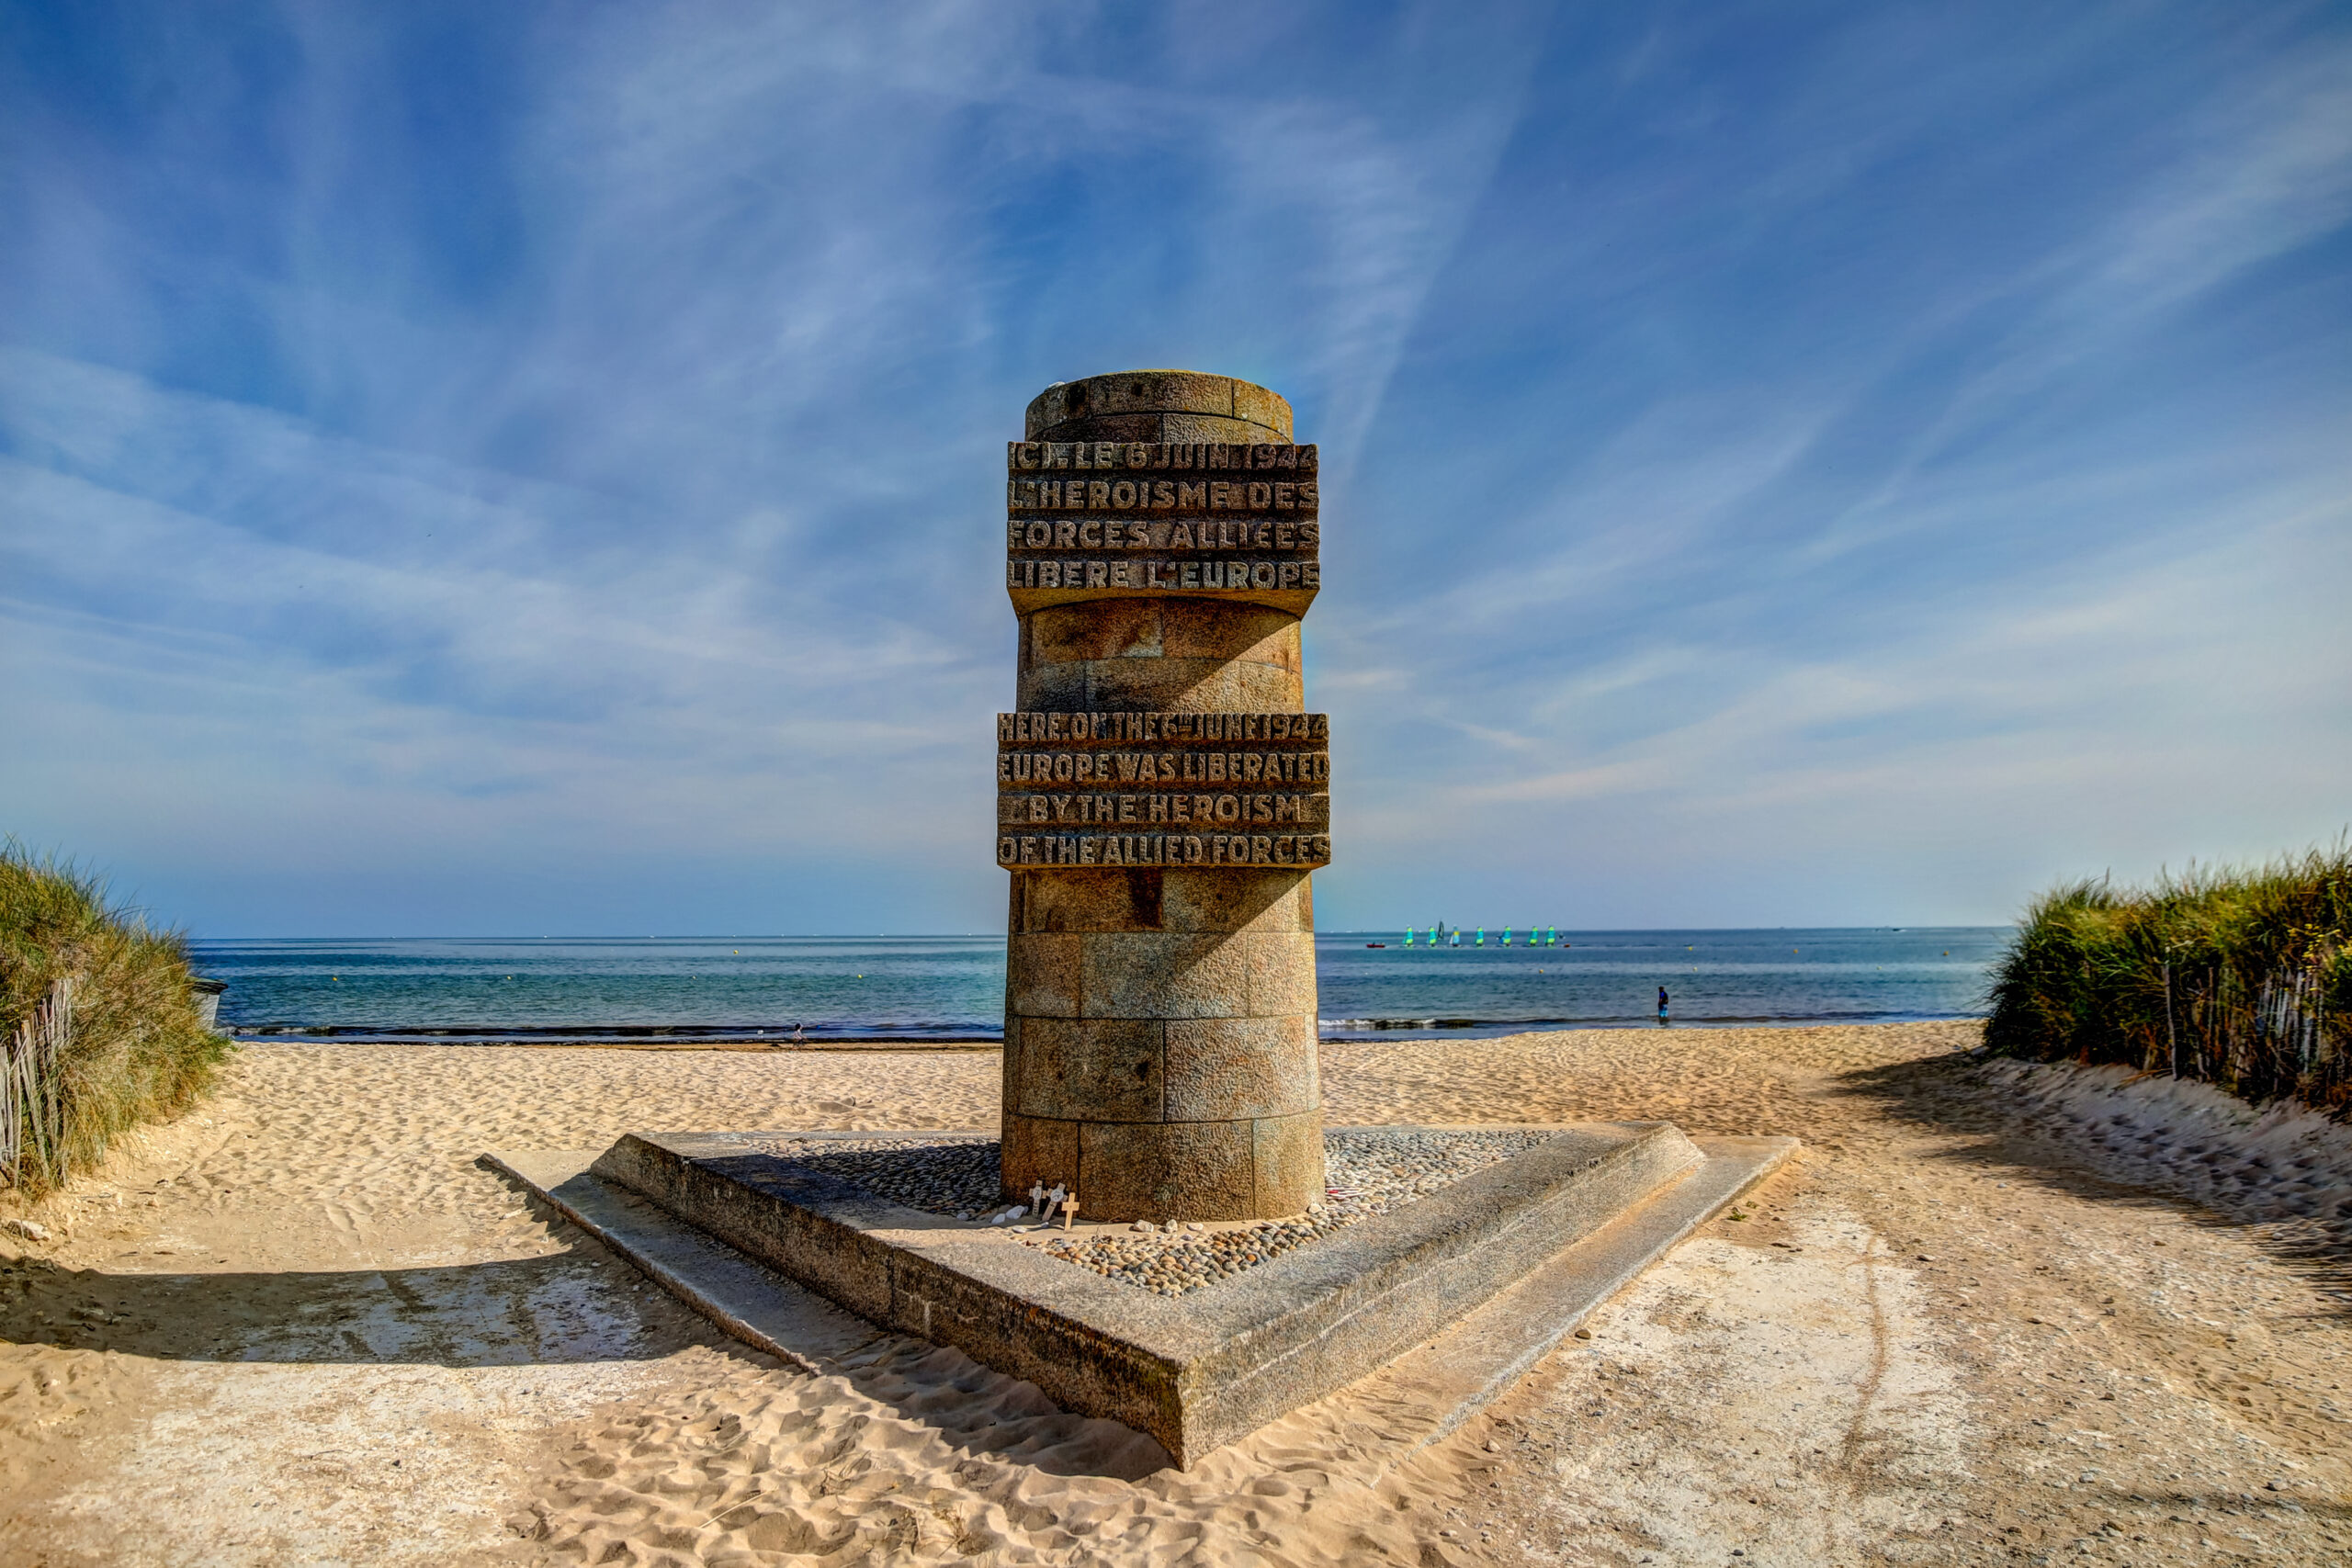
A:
[0, 1021, 2345, 1565]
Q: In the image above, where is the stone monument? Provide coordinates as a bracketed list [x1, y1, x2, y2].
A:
[996, 370, 1329, 1222]
[496, 370, 1796, 1469]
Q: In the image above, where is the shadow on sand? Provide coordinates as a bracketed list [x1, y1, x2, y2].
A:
[1826, 1049, 2352, 1314]
[0, 1179, 1170, 1479]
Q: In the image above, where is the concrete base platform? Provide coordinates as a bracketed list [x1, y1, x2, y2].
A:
[488, 1123, 1793, 1467]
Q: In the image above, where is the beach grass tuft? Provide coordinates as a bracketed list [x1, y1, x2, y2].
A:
[1985, 840, 2352, 1116]
[0, 840, 234, 1198]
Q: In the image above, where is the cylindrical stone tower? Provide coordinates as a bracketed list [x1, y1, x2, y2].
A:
[996, 370, 1329, 1222]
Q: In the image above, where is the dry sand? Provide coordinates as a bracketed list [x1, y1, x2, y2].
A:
[0, 1023, 2346, 1565]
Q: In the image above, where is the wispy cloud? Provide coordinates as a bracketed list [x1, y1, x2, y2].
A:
[2, 0, 2345, 933]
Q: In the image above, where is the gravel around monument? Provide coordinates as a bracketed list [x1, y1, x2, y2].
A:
[731, 1126, 1561, 1296]
[0, 1021, 2346, 1566]
[1034, 1127, 1559, 1295]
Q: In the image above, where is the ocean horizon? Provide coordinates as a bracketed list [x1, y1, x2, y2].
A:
[193, 926, 2008, 1043]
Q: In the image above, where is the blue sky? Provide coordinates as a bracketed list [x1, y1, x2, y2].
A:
[3, 1, 2346, 938]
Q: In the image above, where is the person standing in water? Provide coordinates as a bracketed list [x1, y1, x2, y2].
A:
[1657, 987, 1669, 1024]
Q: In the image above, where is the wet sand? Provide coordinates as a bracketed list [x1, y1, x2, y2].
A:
[0, 1022, 2345, 1564]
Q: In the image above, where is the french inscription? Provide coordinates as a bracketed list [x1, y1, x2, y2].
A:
[1006, 442, 1317, 475]
[1006, 504, 1320, 596]
[1006, 557, 1319, 592]
[1010, 518, 1317, 551]
[1007, 479, 1317, 516]
[1005, 446, 1320, 606]
[1008, 519, 1317, 552]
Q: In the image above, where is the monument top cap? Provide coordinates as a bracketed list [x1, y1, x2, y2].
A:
[1026, 370, 1293, 444]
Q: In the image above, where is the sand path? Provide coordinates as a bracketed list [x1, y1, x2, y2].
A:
[0, 1024, 2344, 1564]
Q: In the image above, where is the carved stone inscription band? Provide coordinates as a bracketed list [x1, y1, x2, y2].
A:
[998, 370, 1329, 1223]
[1005, 438, 1321, 615]
[997, 709, 1332, 870]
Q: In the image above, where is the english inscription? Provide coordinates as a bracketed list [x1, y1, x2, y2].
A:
[998, 711, 1331, 869]
[999, 711, 1329, 743]
[994, 831, 1332, 869]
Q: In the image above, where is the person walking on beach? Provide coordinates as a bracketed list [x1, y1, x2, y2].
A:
[1657, 987, 1669, 1025]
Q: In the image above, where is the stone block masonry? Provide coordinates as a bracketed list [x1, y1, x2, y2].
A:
[1000, 370, 1329, 1222]
[482, 371, 1809, 1478]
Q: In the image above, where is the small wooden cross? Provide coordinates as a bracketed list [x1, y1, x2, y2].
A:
[1062, 1194, 1079, 1231]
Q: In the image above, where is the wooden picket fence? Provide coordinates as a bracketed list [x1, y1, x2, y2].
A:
[1987, 851, 2352, 1116]
[2, 979, 70, 1189]
[2156, 950, 2343, 1107]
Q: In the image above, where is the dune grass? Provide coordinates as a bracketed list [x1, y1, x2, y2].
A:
[1985, 842, 2352, 1116]
[0, 842, 233, 1198]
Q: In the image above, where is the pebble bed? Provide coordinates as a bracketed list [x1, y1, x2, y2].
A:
[1037, 1128, 1557, 1296]
[740, 1128, 1559, 1298]
[743, 1135, 1005, 1216]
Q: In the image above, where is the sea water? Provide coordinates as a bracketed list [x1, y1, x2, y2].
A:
[193, 927, 2006, 1043]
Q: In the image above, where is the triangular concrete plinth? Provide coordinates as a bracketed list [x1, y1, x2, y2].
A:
[487, 1123, 1793, 1468]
